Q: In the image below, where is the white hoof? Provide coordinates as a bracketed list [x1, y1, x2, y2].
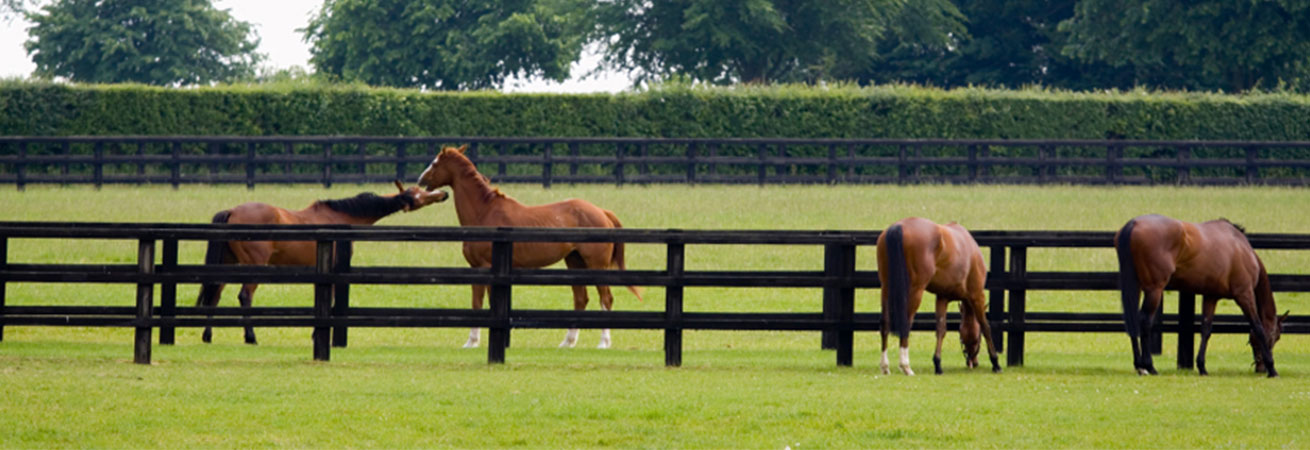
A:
[559, 339, 578, 348]
[462, 339, 480, 349]
[597, 340, 611, 349]
[880, 365, 891, 375]
[901, 365, 916, 376]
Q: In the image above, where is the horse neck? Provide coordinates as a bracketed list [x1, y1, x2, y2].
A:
[1254, 259, 1278, 327]
[449, 160, 509, 226]
[304, 203, 388, 225]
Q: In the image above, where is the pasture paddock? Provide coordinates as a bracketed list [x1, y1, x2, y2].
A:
[1, 184, 1309, 448]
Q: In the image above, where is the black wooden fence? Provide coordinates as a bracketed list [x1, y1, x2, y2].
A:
[2, 136, 1309, 188]
[1, 222, 1308, 369]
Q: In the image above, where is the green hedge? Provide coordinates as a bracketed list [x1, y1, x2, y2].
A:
[3, 81, 1310, 140]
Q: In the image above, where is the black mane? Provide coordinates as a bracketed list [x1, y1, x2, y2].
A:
[319, 192, 413, 218]
[1220, 217, 1247, 234]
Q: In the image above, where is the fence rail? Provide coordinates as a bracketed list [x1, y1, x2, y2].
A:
[2, 222, 1309, 369]
[2, 136, 1309, 188]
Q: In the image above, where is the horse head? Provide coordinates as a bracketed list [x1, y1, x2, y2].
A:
[393, 180, 448, 212]
[417, 144, 469, 192]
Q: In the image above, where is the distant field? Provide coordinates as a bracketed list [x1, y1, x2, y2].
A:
[2, 183, 1309, 448]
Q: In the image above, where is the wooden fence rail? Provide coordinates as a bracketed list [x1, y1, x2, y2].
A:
[1, 222, 1308, 369]
[2, 137, 1309, 188]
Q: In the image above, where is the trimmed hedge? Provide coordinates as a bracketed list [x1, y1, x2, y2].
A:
[3, 81, 1310, 140]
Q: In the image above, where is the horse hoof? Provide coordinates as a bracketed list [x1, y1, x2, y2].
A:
[879, 365, 890, 375]
[558, 340, 577, 349]
[901, 367, 915, 376]
[462, 340, 480, 349]
[596, 341, 611, 349]
[992, 365, 1002, 373]
[1267, 369, 1279, 378]
[1137, 368, 1151, 376]
[245, 337, 258, 345]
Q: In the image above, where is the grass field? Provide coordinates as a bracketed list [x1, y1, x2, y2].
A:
[2, 183, 1309, 448]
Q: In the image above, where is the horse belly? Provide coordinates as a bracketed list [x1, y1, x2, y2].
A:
[512, 242, 575, 268]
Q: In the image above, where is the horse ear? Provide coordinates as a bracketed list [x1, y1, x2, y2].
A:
[456, 144, 468, 154]
[1281, 310, 1291, 323]
[393, 180, 405, 193]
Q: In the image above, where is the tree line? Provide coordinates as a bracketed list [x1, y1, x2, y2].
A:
[11, 0, 1310, 92]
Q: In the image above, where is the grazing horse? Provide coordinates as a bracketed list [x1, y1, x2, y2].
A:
[878, 217, 1001, 375]
[196, 182, 448, 344]
[1115, 214, 1286, 377]
[416, 144, 642, 349]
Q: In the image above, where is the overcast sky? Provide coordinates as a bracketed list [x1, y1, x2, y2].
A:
[0, 0, 633, 93]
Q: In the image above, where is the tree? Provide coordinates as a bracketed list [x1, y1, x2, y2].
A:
[304, 0, 588, 90]
[591, 0, 925, 85]
[1059, 0, 1310, 92]
[3, 0, 27, 21]
[24, 0, 262, 85]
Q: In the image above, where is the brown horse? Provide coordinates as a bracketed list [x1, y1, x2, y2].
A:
[416, 144, 642, 349]
[196, 182, 448, 344]
[1115, 214, 1286, 377]
[878, 217, 1001, 375]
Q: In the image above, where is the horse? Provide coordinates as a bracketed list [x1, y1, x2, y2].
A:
[1115, 214, 1286, 377]
[195, 181, 448, 344]
[877, 217, 1001, 375]
[416, 144, 642, 349]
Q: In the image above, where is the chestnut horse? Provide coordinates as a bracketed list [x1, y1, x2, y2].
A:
[196, 182, 447, 344]
[878, 217, 1000, 375]
[1115, 214, 1285, 377]
[416, 144, 642, 349]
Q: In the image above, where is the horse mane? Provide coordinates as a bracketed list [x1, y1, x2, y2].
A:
[318, 192, 414, 219]
[1219, 217, 1247, 234]
[447, 149, 511, 203]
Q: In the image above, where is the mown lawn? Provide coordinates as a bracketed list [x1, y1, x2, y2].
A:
[1, 183, 1308, 448]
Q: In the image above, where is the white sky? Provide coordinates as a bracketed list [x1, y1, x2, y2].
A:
[0, 0, 633, 93]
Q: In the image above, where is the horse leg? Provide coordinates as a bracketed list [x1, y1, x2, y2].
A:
[1137, 288, 1164, 375]
[1196, 296, 1218, 376]
[238, 283, 258, 345]
[464, 284, 487, 348]
[968, 295, 1002, 373]
[879, 307, 891, 375]
[898, 289, 924, 376]
[200, 282, 225, 343]
[933, 298, 948, 375]
[1234, 292, 1277, 378]
[559, 285, 589, 348]
[595, 285, 614, 349]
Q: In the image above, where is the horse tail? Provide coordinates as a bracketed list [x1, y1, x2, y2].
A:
[885, 223, 911, 340]
[196, 210, 234, 307]
[1116, 219, 1141, 338]
[603, 209, 643, 302]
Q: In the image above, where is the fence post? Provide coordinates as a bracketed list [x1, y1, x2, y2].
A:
[283, 142, 294, 180]
[321, 143, 332, 188]
[356, 141, 367, 181]
[708, 144, 719, 179]
[1177, 146, 1191, 185]
[332, 240, 353, 348]
[488, 239, 513, 364]
[395, 143, 408, 182]
[897, 144, 908, 185]
[246, 142, 256, 190]
[1037, 145, 1050, 183]
[967, 145, 978, 182]
[171, 141, 181, 189]
[638, 142, 650, 181]
[987, 245, 1006, 353]
[0, 236, 6, 342]
[665, 240, 685, 367]
[542, 143, 554, 189]
[757, 144, 768, 186]
[568, 142, 580, 179]
[1006, 246, 1027, 366]
[15, 142, 25, 191]
[979, 144, 990, 180]
[832, 243, 857, 367]
[1106, 145, 1119, 184]
[159, 239, 177, 345]
[207, 142, 220, 182]
[1177, 291, 1196, 369]
[687, 143, 698, 184]
[313, 240, 332, 361]
[497, 142, 508, 179]
[134, 239, 155, 365]
[93, 141, 104, 190]
[614, 143, 626, 186]
[1245, 146, 1259, 184]
[60, 141, 70, 186]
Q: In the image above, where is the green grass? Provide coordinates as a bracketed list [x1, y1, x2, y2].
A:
[2, 183, 1309, 448]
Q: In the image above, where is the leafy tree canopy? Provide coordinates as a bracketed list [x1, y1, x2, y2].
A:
[591, 0, 953, 85]
[1059, 0, 1310, 92]
[24, 0, 263, 85]
[304, 0, 588, 90]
